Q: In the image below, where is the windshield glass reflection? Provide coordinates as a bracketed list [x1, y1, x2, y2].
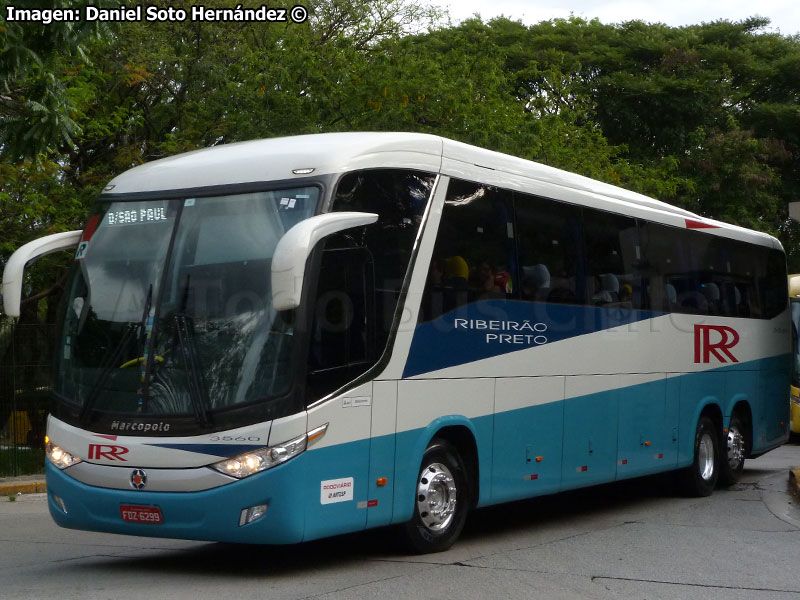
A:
[55, 187, 319, 423]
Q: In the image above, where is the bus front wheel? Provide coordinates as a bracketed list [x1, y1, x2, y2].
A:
[680, 416, 719, 497]
[400, 438, 469, 554]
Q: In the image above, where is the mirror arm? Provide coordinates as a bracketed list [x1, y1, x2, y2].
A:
[2, 231, 83, 317]
[271, 212, 378, 311]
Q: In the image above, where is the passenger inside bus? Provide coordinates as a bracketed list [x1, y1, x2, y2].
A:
[472, 260, 505, 299]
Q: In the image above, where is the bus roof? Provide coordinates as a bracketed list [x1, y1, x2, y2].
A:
[103, 132, 780, 249]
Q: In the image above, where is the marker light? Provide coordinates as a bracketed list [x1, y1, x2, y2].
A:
[210, 434, 308, 479]
[46, 442, 82, 469]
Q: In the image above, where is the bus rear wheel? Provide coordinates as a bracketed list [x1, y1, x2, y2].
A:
[680, 416, 719, 497]
[718, 415, 746, 486]
[400, 439, 469, 554]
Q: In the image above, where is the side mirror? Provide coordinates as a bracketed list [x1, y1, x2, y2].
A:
[1, 231, 83, 317]
[271, 212, 378, 311]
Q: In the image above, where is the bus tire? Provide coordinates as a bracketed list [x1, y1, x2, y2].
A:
[718, 415, 746, 487]
[400, 438, 469, 554]
[680, 416, 719, 497]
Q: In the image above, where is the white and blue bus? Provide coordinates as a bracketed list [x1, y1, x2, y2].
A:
[2, 133, 791, 552]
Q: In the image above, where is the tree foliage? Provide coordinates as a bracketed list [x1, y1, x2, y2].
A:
[2, 2, 800, 322]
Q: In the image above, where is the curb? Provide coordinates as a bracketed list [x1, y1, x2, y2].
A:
[790, 468, 800, 498]
[0, 481, 46, 496]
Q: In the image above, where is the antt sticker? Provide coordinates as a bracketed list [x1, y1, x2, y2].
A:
[320, 477, 354, 504]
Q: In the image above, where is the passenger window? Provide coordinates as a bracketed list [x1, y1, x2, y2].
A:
[583, 210, 642, 309]
[515, 192, 581, 305]
[761, 249, 788, 319]
[420, 179, 514, 321]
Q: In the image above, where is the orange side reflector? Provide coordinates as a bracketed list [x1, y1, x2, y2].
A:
[376, 478, 388, 487]
[644, 441, 651, 446]
[536, 456, 543, 462]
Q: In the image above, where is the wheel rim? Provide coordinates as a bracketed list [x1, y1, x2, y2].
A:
[726, 425, 745, 470]
[698, 432, 715, 481]
[416, 462, 457, 533]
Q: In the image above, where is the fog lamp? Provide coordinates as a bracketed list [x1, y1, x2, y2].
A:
[239, 504, 268, 526]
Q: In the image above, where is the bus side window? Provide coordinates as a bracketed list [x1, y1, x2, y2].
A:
[420, 179, 513, 322]
[515, 192, 581, 305]
[306, 168, 435, 402]
[582, 210, 642, 309]
[306, 239, 376, 400]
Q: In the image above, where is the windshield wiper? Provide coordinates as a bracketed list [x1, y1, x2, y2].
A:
[171, 275, 210, 427]
[79, 284, 153, 424]
[173, 312, 210, 428]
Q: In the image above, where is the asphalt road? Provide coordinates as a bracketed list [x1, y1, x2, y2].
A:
[2, 443, 799, 600]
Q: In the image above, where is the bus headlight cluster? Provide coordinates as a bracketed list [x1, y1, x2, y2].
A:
[210, 434, 307, 479]
[46, 442, 82, 469]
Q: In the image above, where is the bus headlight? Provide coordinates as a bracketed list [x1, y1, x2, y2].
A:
[210, 433, 307, 479]
[46, 442, 82, 469]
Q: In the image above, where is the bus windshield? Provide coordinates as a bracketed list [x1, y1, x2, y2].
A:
[54, 187, 319, 429]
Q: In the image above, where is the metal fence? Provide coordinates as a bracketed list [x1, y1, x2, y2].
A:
[0, 321, 55, 477]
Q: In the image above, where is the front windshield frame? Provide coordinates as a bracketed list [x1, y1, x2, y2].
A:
[52, 176, 333, 436]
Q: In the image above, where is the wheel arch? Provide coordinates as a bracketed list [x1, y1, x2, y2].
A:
[680, 399, 723, 467]
[393, 415, 485, 524]
[432, 424, 480, 510]
[699, 401, 723, 433]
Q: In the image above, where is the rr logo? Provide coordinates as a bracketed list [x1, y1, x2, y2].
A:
[694, 324, 739, 364]
[88, 444, 129, 461]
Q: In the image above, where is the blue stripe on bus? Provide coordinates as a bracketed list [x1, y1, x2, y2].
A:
[143, 444, 265, 457]
[403, 300, 664, 378]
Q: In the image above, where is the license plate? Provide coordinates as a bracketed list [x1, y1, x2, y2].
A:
[120, 504, 163, 524]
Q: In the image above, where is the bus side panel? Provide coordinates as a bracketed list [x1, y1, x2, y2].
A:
[491, 377, 564, 503]
[367, 381, 398, 528]
[722, 368, 758, 434]
[616, 374, 670, 479]
[393, 378, 494, 524]
[664, 374, 681, 467]
[754, 354, 792, 452]
[302, 439, 371, 542]
[677, 371, 726, 467]
[303, 383, 373, 542]
[561, 375, 619, 490]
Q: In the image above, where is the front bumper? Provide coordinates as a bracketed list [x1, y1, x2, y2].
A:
[45, 458, 307, 544]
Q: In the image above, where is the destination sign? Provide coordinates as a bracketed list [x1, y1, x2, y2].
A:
[106, 206, 170, 226]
